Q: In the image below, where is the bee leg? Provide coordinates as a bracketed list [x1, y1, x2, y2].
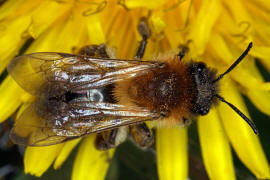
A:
[134, 17, 151, 59]
[104, 151, 112, 163]
[95, 126, 129, 150]
[177, 40, 192, 60]
[78, 44, 110, 58]
[183, 116, 192, 126]
[177, 45, 189, 60]
[129, 122, 154, 149]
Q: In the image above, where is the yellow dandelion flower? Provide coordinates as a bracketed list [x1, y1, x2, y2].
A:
[0, 0, 270, 179]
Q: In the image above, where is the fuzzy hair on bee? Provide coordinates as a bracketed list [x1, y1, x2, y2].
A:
[115, 55, 194, 126]
[7, 17, 258, 149]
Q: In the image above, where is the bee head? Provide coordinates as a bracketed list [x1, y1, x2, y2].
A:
[186, 42, 258, 134]
[188, 62, 218, 116]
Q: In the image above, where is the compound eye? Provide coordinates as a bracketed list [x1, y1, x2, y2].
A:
[199, 108, 209, 115]
[197, 62, 206, 72]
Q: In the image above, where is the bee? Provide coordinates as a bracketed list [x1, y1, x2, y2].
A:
[8, 18, 258, 150]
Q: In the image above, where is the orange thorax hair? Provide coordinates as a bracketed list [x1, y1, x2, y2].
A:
[115, 56, 195, 125]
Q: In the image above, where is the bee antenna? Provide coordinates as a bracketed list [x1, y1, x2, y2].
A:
[213, 42, 253, 83]
[215, 94, 258, 135]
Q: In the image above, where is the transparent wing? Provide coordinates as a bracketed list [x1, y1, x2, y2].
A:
[8, 52, 163, 146]
[7, 52, 162, 95]
[10, 101, 160, 146]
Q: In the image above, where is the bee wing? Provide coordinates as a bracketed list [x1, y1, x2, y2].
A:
[10, 104, 68, 146]
[9, 52, 163, 146]
[10, 101, 160, 146]
[7, 52, 162, 95]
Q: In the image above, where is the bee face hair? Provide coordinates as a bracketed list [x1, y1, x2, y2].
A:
[186, 42, 258, 134]
[187, 62, 218, 115]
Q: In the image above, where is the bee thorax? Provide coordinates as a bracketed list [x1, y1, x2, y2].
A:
[126, 65, 194, 116]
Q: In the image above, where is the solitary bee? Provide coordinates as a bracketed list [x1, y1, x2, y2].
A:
[8, 18, 257, 150]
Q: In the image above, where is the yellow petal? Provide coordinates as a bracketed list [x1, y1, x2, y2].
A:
[0, 76, 31, 123]
[246, 89, 270, 117]
[222, 0, 270, 45]
[231, 69, 270, 91]
[198, 108, 235, 180]
[223, 0, 251, 22]
[150, 14, 166, 35]
[24, 144, 64, 177]
[161, 0, 196, 51]
[217, 80, 270, 179]
[74, 1, 106, 45]
[0, 15, 31, 74]
[54, 138, 81, 169]
[102, 10, 136, 58]
[209, 33, 233, 65]
[236, 0, 270, 45]
[156, 127, 188, 180]
[251, 45, 270, 72]
[16, 102, 30, 118]
[87, 15, 106, 44]
[28, 1, 72, 38]
[0, 0, 45, 74]
[72, 135, 114, 180]
[124, 0, 166, 9]
[26, 8, 88, 53]
[0, 0, 41, 20]
[208, 36, 270, 92]
[251, 0, 270, 12]
[188, 0, 221, 55]
[0, 0, 25, 19]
